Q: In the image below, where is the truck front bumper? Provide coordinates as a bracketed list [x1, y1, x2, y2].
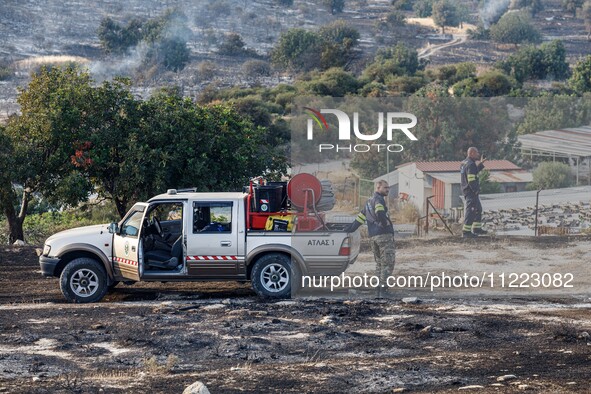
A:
[39, 255, 61, 277]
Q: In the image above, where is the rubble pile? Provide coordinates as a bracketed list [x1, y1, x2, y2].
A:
[485, 201, 591, 233]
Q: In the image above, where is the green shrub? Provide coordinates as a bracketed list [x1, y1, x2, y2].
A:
[529, 162, 574, 190]
[0, 64, 13, 81]
[0, 204, 119, 245]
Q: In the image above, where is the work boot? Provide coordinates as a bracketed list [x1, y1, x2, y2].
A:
[462, 231, 478, 238]
[472, 228, 488, 235]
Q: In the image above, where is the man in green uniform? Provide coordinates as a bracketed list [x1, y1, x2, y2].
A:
[347, 180, 395, 298]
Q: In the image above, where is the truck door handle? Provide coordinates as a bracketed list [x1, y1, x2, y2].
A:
[220, 241, 231, 247]
[131, 246, 136, 252]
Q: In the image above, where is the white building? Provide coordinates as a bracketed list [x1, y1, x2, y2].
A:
[376, 160, 532, 214]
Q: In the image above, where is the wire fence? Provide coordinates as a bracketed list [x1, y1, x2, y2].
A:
[358, 178, 375, 208]
[419, 186, 591, 237]
[291, 171, 591, 238]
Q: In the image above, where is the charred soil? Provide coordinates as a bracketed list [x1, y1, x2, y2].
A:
[0, 244, 590, 393]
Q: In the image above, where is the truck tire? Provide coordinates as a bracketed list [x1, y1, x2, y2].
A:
[251, 253, 300, 299]
[107, 281, 120, 293]
[59, 257, 108, 303]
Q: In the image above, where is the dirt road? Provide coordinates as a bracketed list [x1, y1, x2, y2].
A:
[1, 242, 590, 393]
[418, 35, 467, 60]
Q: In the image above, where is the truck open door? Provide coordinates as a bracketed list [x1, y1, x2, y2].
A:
[111, 203, 148, 281]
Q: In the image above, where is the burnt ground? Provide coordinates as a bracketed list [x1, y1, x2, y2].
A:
[0, 243, 590, 393]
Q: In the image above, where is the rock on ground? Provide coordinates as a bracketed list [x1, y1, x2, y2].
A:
[183, 381, 210, 394]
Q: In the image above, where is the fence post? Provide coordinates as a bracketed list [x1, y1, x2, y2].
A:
[424, 197, 430, 234]
[534, 189, 542, 236]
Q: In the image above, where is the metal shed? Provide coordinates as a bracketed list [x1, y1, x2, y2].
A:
[518, 126, 591, 184]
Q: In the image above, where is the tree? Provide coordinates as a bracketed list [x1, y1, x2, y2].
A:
[516, 96, 591, 135]
[511, 0, 544, 15]
[318, 20, 360, 69]
[143, 10, 191, 72]
[350, 98, 513, 177]
[563, 0, 584, 17]
[490, 11, 541, 46]
[300, 68, 361, 96]
[414, 0, 433, 17]
[433, 62, 477, 85]
[70, 78, 144, 218]
[496, 40, 569, 82]
[452, 70, 516, 97]
[375, 11, 406, 32]
[77, 85, 287, 218]
[568, 55, 591, 93]
[432, 0, 460, 34]
[1, 66, 94, 242]
[145, 37, 190, 72]
[541, 40, 570, 80]
[98, 17, 147, 54]
[0, 126, 16, 241]
[242, 60, 271, 79]
[324, 0, 345, 14]
[97, 10, 191, 73]
[98, 18, 133, 54]
[530, 162, 574, 189]
[271, 29, 322, 71]
[392, 0, 413, 11]
[271, 24, 360, 72]
[496, 45, 544, 82]
[479, 169, 502, 193]
[362, 44, 423, 83]
[218, 33, 251, 56]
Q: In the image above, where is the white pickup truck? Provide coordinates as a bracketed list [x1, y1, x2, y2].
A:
[39, 190, 360, 303]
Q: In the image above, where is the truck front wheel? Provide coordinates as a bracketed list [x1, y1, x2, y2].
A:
[60, 258, 108, 303]
[251, 253, 299, 299]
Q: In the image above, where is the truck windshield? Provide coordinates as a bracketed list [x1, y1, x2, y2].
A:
[121, 210, 143, 237]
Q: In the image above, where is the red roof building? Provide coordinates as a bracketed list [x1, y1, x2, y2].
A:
[377, 160, 532, 214]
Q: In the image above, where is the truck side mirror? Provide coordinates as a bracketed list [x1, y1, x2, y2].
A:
[108, 222, 119, 234]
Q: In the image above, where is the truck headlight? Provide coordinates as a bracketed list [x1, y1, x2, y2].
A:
[43, 244, 51, 256]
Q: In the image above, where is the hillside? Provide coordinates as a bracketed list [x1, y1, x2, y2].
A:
[2, 0, 591, 120]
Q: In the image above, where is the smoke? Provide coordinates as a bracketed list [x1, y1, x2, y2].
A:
[88, 10, 191, 82]
[479, 0, 511, 29]
[88, 43, 149, 82]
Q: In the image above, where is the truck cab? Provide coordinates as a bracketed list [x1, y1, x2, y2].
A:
[39, 190, 360, 303]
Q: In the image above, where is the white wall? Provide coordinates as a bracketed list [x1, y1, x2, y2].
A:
[397, 164, 427, 213]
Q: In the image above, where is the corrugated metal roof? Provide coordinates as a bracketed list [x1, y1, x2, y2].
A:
[518, 126, 591, 157]
[429, 172, 460, 183]
[429, 170, 532, 184]
[397, 160, 521, 172]
[489, 171, 533, 183]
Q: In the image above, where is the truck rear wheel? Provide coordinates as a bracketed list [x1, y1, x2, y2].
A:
[251, 253, 299, 299]
[60, 258, 108, 303]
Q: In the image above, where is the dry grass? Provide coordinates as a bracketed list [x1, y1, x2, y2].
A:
[406, 17, 477, 34]
[393, 203, 420, 224]
[15, 55, 90, 70]
[144, 354, 179, 375]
